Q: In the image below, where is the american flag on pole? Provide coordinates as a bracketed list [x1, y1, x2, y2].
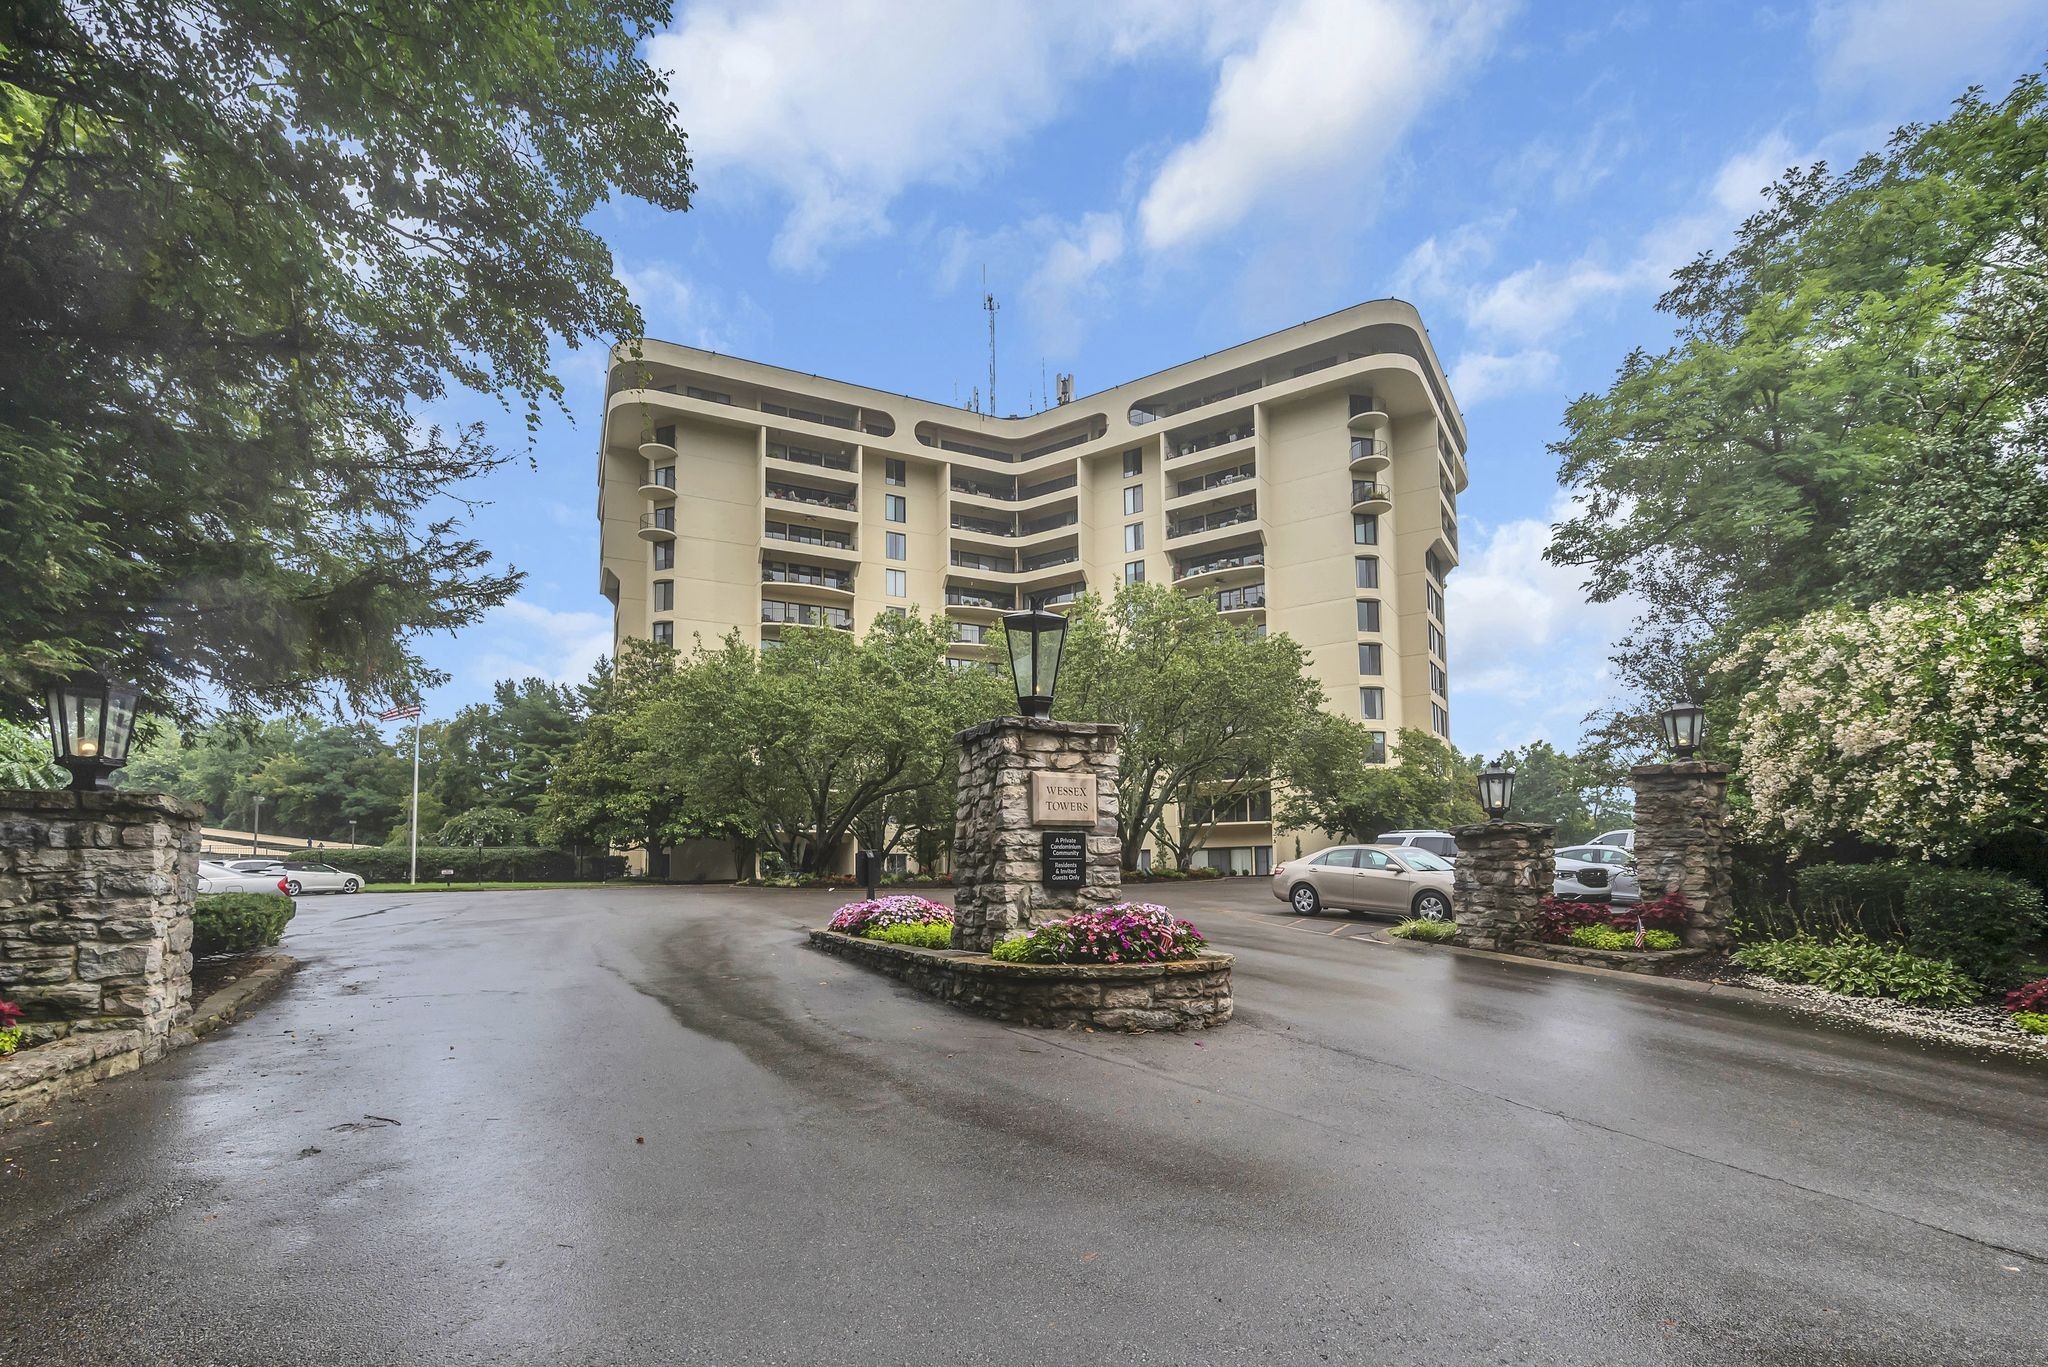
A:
[377, 703, 423, 723]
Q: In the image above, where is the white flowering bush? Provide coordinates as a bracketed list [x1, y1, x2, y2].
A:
[1718, 541, 2048, 857]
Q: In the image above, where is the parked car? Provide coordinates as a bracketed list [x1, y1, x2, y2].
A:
[1271, 844, 1456, 921]
[1557, 844, 1640, 904]
[222, 858, 286, 875]
[280, 860, 365, 895]
[1589, 829, 1634, 851]
[197, 861, 292, 896]
[1552, 851, 1619, 902]
[1373, 829, 1460, 859]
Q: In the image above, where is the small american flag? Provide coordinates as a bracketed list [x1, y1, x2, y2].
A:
[377, 703, 423, 723]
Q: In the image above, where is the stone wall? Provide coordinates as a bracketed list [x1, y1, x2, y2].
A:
[1450, 821, 1555, 950]
[951, 717, 1122, 952]
[808, 930, 1231, 1031]
[0, 790, 201, 1058]
[1630, 762, 1736, 949]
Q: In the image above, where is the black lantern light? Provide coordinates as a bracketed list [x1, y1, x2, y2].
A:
[1658, 700, 1708, 760]
[1001, 605, 1069, 719]
[1477, 756, 1516, 822]
[44, 674, 141, 791]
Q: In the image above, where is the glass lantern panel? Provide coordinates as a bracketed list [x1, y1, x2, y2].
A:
[1032, 624, 1065, 703]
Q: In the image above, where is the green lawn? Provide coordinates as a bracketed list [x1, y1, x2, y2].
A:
[361, 881, 638, 893]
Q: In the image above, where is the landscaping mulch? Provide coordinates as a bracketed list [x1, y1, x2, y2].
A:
[1735, 976, 2048, 1060]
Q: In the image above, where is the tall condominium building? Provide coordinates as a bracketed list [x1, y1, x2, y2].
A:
[598, 299, 1467, 876]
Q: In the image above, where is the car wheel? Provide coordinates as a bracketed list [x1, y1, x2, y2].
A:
[343, 878, 360, 893]
[1289, 883, 1322, 916]
[286, 879, 303, 897]
[1411, 889, 1452, 922]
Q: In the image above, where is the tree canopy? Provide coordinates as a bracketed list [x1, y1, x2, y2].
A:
[0, 1, 691, 721]
[1545, 69, 2048, 734]
[1277, 723, 1483, 848]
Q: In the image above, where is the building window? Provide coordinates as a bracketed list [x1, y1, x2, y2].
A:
[1426, 581, 1444, 620]
[1428, 622, 1444, 657]
[1357, 598, 1380, 632]
[651, 621, 674, 647]
[1355, 556, 1379, 589]
[886, 606, 907, 618]
[1125, 560, 1145, 585]
[886, 531, 906, 560]
[1359, 643, 1383, 675]
[1359, 686, 1384, 720]
[1349, 393, 1378, 416]
[1431, 702, 1449, 736]
[886, 458, 906, 486]
[652, 465, 676, 489]
[1123, 449, 1143, 478]
[1430, 662, 1447, 697]
[885, 494, 906, 523]
[1353, 513, 1378, 546]
[653, 580, 674, 611]
[1426, 548, 1449, 583]
[653, 542, 674, 570]
[1365, 730, 1388, 764]
[1124, 523, 1144, 553]
[1123, 485, 1143, 515]
[886, 569, 906, 597]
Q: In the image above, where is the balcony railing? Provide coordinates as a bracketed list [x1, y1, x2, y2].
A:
[761, 599, 853, 629]
[1039, 583, 1084, 606]
[1021, 511, 1078, 536]
[766, 481, 855, 512]
[950, 550, 1013, 573]
[1172, 423, 1255, 458]
[1174, 463, 1255, 499]
[1175, 548, 1263, 581]
[761, 400, 857, 431]
[946, 589, 1013, 610]
[1440, 509, 1459, 549]
[1217, 584, 1266, 612]
[1017, 473, 1078, 501]
[764, 519, 852, 550]
[1351, 481, 1392, 505]
[950, 623, 991, 644]
[1349, 437, 1388, 464]
[1167, 502, 1256, 540]
[640, 508, 675, 532]
[762, 560, 852, 591]
[766, 442, 854, 472]
[1020, 549, 1078, 573]
[951, 478, 1018, 502]
[646, 466, 677, 489]
[951, 515, 1016, 538]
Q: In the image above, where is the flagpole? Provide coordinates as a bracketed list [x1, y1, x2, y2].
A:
[408, 714, 422, 886]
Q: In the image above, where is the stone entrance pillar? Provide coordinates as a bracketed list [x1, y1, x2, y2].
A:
[1450, 821, 1554, 950]
[1630, 761, 1735, 949]
[0, 790, 202, 1058]
[951, 718, 1121, 952]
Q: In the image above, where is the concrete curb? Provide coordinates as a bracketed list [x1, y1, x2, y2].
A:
[1355, 928, 1788, 1008]
[187, 953, 301, 1041]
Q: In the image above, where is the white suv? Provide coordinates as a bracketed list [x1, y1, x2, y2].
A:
[1374, 830, 1460, 859]
[1590, 829, 1635, 852]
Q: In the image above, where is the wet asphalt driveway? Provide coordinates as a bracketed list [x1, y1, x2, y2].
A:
[1, 882, 2043, 1365]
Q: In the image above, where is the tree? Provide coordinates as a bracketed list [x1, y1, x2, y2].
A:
[0, 719, 61, 789]
[535, 641, 686, 865]
[1493, 741, 1632, 844]
[0, 1, 692, 720]
[1278, 723, 1483, 845]
[435, 807, 532, 847]
[1545, 70, 2048, 723]
[1719, 541, 2048, 860]
[1047, 584, 1328, 868]
[431, 679, 584, 817]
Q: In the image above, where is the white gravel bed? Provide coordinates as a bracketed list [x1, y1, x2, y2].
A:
[1735, 975, 2048, 1059]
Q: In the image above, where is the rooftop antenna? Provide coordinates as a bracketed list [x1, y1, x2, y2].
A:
[982, 265, 999, 417]
[1040, 358, 1048, 415]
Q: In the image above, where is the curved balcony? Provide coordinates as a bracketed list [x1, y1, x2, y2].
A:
[1173, 548, 1265, 590]
[637, 510, 677, 542]
[1350, 481, 1393, 515]
[1346, 409, 1390, 434]
[639, 472, 678, 501]
[639, 440, 679, 464]
[1348, 437, 1390, 475]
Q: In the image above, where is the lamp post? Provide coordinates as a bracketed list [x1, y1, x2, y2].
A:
[348, 820, 357, 850]
[1478, 756, 1516, 822]
[1658, 701, 1708, 760]
[42, 674, 142, 791]
[1001, 604, 1069, 719]
[251, 794, 263, 856]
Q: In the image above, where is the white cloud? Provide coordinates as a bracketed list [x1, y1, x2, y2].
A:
[1137, 0, 1512, 253]
[1025, 212, 1128, 353]
[1447, 496, 1642, 752]
[650, 1, 1234, 271]
[434, 599, 613, 710]
[1812, 0, 2042, 99]
[1448, 349, 1560, 406]
[618, 264, 763, 353]
[1393, 213, 1512, 299]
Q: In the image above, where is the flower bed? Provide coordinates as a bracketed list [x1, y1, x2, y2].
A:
[2003, 978, 2048, 1036]
[1532, 892, 1689, 944]
[0, 999, 23, 1057]
[989, 902, 1207, 965]
[826, 894, 953, 937]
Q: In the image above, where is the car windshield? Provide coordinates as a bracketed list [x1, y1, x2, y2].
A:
[1392, 849, 1452, 872]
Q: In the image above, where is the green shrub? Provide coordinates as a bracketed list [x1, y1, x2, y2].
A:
[867, 921, 954, 949]
[0, 1026, 24, 1056]
[192, 893, 296, 956]
[1641, 929, 1682, 951]
[339, 846, 625, 883]
[990, 934, 1028, 962]
[1899, 868, 2045, 988]
[1387, 917, 1457, 943]
[1572, 926, 1685, 951]
[1795, 863, 1911, 937]
[2011, 1012, 2048, 1036]
[1729, 935, 1978, 1006]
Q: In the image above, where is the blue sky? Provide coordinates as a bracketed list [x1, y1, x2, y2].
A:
[416, 0, 2047, 755]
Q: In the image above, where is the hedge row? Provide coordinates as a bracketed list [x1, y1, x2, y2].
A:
[335, 846, 627, 883]
[1795, 863, 2045, 986]
[193, 894, 296, 957]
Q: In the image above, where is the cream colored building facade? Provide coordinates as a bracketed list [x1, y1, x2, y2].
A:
[598, 299, 1467, 876]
